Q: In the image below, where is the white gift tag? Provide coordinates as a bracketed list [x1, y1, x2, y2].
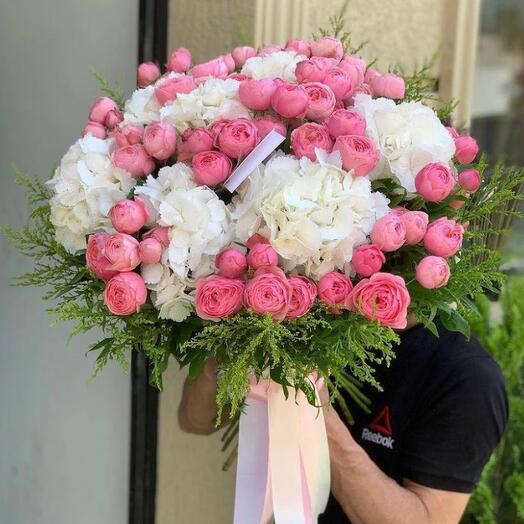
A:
[223, 130, 286, 193]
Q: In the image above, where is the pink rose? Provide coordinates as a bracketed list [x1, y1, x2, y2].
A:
[258, 45, 282, 57]
[450, 199, 466, 211]
[137, 62, 161, 87]
[112, 144, 155, 177]
[310, 36, 344, 61]
[295, 59, 327, 83]
[291, 122, 333, 161]
[424, 217, 464, 258]
[228, 73, 249, 81]
[112, 124, 144, 147]
[192, 150, 232, 186]
[285, 39, 311, 57]
[177, 128, 214, 161]
[104, 272, 147, 316]
[104, 109, 123, 130]
[190, 57, 229, 81]
[154, 75, 196, 105]
[108, 196, 150, 234]
[458, 168, 481, 192]
[339, 55, 366, 87]
[352, 244, 385, 277]
[244, 267, 291, 320]
[89, 97, 118, 124]
[271, 83, 309, 118]
[82, 121, 106, 139]
[415, 163, 455, 202]
[217, 118, 258, 159]
[215, 247, 248, 278]
[86, 232, 118, 281]
[232, 46, 257, 67]
[333, 135, 380, 176]
[400, 210, 429, 245]
[326, 108, 366, 138]
[370, 214, 406, 252]
[222, 53, 236, 73]
[139, 237, 163, 264]
[238, 78, 277, 111]
[318, 272, 353, 313]
[454, 135, 479, 164]
[371, 73, 405, 99]
[350, 82, 372, 99]
[208, 118, 230, 140]
[103, 233, 141, 272]
[143, 122, 177, 160]
[143, 226, 170, 247]
[364, 68, 381, 86]
[286, 276, 317, 320]
[346, 273, 410, 329]
[323, 67, 353, 100]
[246, 234, 270, 249]
[447, 126, 460, 139]
[247, 243, 279, 269]
[415, 256, 451, 289]
[304, 82, 336, 121]
[166, 47, 191, 73]
[195, 275, 245, 320]
[254, 116, 287, 139]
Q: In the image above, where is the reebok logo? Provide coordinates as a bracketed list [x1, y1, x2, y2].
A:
[362, 406, 395, 449]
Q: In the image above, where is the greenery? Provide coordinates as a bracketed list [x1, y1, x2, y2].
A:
[462, 277, 524, 524]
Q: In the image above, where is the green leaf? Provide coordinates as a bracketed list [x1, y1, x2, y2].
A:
[439, 308, 471, 339]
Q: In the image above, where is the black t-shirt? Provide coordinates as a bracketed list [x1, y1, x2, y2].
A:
[319, 321, 508, 523]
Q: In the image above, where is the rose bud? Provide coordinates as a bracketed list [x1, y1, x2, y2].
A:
[352, 244, 386, 277]
[238, 78, 278, 111]
[86, 232, 118, 281]
[143, 122, 177, 160]
[326, 108, 366, 138]
[103, 233, 141, 272]
[310, 36, 344, 61]
[333, 135, 380, 176]
[247, 243, 279, 270]
[415, 163, 455, 202]
[415, 256, 451, 289]
[370, 214, 406, 252]
[222, 53, 236, 73]
[104, 272, 147, 316]
[295, 59, 327, 83]
[284, 39, 311, 57]
[113, 124, 144, 147]
[232, 46, 257, 68]
[424, 217, 464, 258]
[192, 150, 232, 186]
[137, 61, 161, 87]
[246, 233, 270, 249]
[271, 83, 309, 118]
[303, 82, 336, 121]
[254, 116, 287, 139]
[89, 97, 118, 124]
[364, 67, 382, 86]
[323, 67, 353, 100]
[286, 276, 317, 320]
[177, 128, 214, 161]
[400, 210, 429, 245]
[190, 57, 229, 81]
[108, 196, 150, 234]
[350, 82, 372, 99]
[450, 199, 466, 210]
[166, 47, 192, 73]
[458, 168, 481, 192]
[82, 121, 106, 139]
[339, 54, 366, 86]
[318, 272, 353, 313]
[217, 118, 258, 159]
[371, 73, 405, 99]
[291, 122, 333, 161]
[258, 44, 282, 56]
[112, 144, 155, 177]
[104, 109, 123, 129]
[143, 226, 170, 247]
[215, 247, 248, 278]
[195, 275, 245, 320]
[447, 126, 460, 139]
[139, 237, 163, 264]
[454, 135, 479, 164]
[154, 75, 196, 105]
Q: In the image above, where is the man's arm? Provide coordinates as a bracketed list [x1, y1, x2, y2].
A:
[324, 406, 469, 524]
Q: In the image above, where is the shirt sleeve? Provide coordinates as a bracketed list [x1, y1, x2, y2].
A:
[400, 354, 508, 493]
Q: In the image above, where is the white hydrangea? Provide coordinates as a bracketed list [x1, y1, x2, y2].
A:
[241, 50, 307, 82]
[160, 78, 251, 132]
[47, 136, 135, 253]
[122, 84, 161, 125]
[135, 162, 233, 279]
[231, 154, 390, 278]
[354, 94, 456, 193]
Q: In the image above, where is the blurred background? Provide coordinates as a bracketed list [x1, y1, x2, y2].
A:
[1, 0, 523, 523]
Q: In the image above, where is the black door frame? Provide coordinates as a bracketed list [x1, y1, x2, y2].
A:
[129, 2, 168, 523]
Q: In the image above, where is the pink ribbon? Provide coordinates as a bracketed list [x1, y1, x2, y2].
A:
[234, 379, 330, 524]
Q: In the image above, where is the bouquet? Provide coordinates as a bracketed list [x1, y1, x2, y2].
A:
[5, 18, 524, 523]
